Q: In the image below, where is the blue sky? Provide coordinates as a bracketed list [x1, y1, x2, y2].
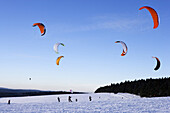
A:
[0, 0, 170, 92]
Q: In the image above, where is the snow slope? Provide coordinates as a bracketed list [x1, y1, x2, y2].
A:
[0, 93, 170, 112]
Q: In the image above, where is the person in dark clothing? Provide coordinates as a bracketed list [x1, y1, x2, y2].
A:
[57, 97, 60, 102]
[89, 96, 92, 101]
[75, 99, 78, 102]
[68, 96, 72, 102]
[8, 100, 10, 104]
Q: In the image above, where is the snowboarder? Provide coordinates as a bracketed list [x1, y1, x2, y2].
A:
[75, 99, 78, 102]
[57, 97, 60, 102]
[68, 96, 72, 102]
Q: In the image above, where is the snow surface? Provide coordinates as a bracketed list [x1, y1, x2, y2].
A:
[0, 93, 170, 112]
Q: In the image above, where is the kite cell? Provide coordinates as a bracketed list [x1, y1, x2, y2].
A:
[115, 41, 128, 56]
[139, 6, 159, 29]
[56, 56, 64, 65]
[54, 43, 65, 54]
[152, 56, 161, 71]
[33, 23, 46, 36]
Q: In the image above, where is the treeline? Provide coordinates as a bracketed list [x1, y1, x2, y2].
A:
[95, 77, 170, 97]
[0, 88, 86, 98]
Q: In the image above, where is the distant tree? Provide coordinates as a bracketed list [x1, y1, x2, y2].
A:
[95, 77, 170, 97]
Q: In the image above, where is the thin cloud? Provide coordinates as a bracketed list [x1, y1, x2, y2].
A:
[52, 15, 150, 33]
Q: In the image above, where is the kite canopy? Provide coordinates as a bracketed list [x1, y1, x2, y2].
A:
[115, 41, 128, 56]
[54, 43, 65, 54]
[152, 56, 161, 71]
[56, 56, 64, 65]
[33, 23, 46, 36]
[139, 6, 159, 29]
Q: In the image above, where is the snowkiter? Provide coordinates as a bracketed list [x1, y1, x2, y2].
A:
[8, 100, 10, 104]
[68, 96, 72, 102]
[89, 96, 92, 101]
[57, 97, 60, 102]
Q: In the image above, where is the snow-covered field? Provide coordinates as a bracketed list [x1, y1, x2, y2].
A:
[0, 93, 170, 112]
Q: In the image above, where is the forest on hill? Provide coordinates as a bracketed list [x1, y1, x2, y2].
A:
[0, 88, 86, 98]
[95, 77, 170, 97]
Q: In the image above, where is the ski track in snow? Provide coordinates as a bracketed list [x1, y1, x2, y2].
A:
[0, 93, 170, 113]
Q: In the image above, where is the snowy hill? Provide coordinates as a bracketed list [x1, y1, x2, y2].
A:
[0, 93, 170, 112]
